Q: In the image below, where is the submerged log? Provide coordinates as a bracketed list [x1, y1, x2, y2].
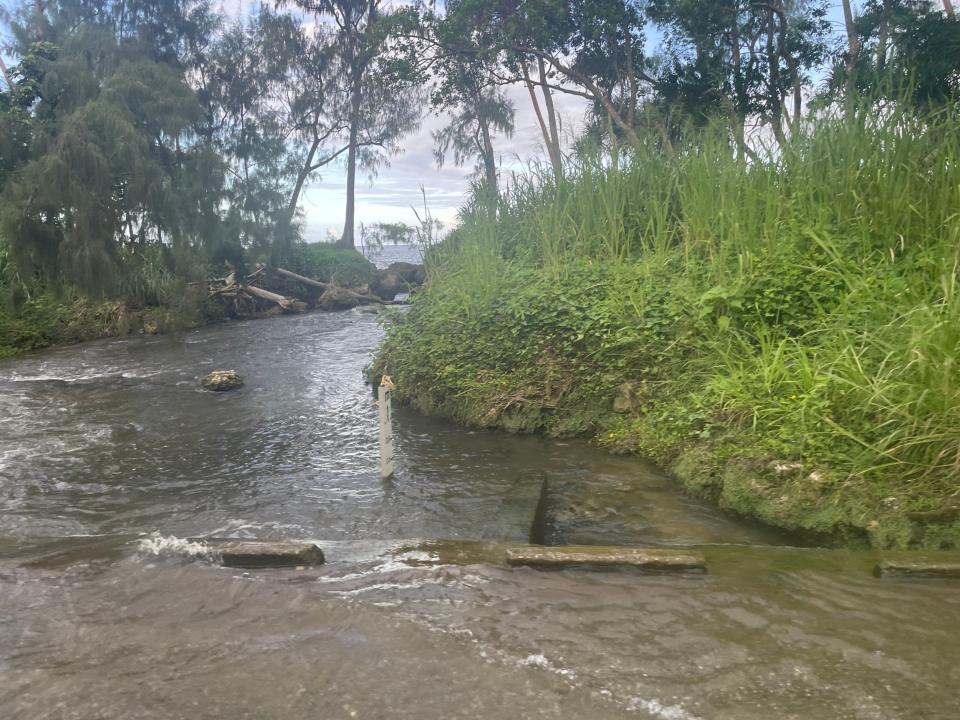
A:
[874, 560, 960, 578]
[206, 540, 325, 569]
[505, 545, 706, 571]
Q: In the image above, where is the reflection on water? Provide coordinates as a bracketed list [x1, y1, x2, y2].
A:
[1, 306, 959, 719]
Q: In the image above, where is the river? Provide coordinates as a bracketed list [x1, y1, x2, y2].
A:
[1, 282, 959, 719]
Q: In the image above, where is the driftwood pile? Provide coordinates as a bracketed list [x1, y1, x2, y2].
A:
[209, 263, 419, 319]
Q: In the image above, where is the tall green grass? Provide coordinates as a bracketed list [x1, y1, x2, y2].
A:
[391, 103, 960, 536]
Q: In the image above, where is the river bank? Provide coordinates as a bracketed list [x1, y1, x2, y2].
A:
[370, 110, 960, 550]
[0, 244, 421, 358]
[0, 294, 213, 358]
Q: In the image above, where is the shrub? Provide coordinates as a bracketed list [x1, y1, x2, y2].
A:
[284, 242, 376, 287]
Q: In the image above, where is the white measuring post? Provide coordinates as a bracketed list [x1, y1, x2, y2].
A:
[378, 375, 396, 479]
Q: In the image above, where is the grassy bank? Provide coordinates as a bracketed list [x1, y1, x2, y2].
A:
[372, 107, 960, 549]
[0, 293, 215, 358]
[0, 243, 376, 358]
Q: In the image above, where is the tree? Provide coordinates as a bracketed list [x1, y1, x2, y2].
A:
[649, 1, 829, 151]
[426, 6, 515, 203]
[283, 1, 422, 250]
[0, 1, 222, 291]
[828, 1, 960, 111]
[840, 0, 860, 119]
[430, 0, 648, 148]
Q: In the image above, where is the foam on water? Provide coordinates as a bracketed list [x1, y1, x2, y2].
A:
[137, 532, 211, 559]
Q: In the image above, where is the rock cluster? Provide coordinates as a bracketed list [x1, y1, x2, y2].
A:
[200, 369, 244, 391]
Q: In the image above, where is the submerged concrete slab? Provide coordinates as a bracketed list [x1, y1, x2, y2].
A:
[874, 560, 960, 578]
[505, 545, 706, 572]
[206, 540, 325, 569]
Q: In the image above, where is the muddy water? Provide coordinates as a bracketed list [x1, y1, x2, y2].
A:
[1, 308, 959, 719]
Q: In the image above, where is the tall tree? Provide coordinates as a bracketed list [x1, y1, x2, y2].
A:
[649, 1, 828, 150]
[824, 1, 960, 111]
[426, 4, 516, 201]
[284, 1, 421, 250]
[432, 64, 515, 203]
[436, 0, 649, 146]
[840, 0, 861, 119]
[0, 0, 227, 291]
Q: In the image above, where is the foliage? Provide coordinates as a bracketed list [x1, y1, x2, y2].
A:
[284, 242, 376, 287]
[829, 0, 960, 111]
[374, 105, 960, 548]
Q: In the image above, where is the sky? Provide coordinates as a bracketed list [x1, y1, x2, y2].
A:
[0, 1, 865, 243]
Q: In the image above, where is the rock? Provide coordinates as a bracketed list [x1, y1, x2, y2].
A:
[770, 461, 804, 477]
[371, 263, 426, 300]
[370, 271, 402, 301]
[319, 286, 360, 311]
[505, 545, 706, 572]
[200, 369, 244, 391]
[206, 540, 325, 569]
[612, 382, 637, 413]
[874, 560, 960, 578]
[386, 261, 426, 285]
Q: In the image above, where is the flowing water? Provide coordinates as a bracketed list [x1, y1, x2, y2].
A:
[1, 287, 959, 718]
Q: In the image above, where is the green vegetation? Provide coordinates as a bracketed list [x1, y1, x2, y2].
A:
[285, 243, 377, 287]
[0, 0, 421, 355]
[372, 106, 960, 549]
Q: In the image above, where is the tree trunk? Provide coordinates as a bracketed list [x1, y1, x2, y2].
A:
[766, 6, 786, 146]
[943, 1, 955, 19]
[478, 112, 498, 212]
[521, 62, 561, 180]
[841, 0, 860, 121]
[339, 68, 363, 249]
[0, 55, 13, 91]
[774, 2, 802, 133]
[243, 284, 294, 310]
[730, 13, 747, 162]
[537, 57, 563, 180]
[33, 0, 46, 41]
[876, 0, 891, 71]
[288, 137, 322, 221]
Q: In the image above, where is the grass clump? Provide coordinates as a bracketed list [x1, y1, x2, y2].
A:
[372, 105, 960, 549]
[284, 242, 376, 287]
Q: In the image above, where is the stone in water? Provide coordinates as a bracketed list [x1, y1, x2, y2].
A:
[201, 369, 244, 391]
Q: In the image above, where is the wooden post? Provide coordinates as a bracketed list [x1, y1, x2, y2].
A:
[378, 375, 395, 479]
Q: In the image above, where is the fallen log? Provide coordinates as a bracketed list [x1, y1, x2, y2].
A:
[274, 266, 329, 290]
[275, 267, 388, 306]
[243, 284, 293, 310]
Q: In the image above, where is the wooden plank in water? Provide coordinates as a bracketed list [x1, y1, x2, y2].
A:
[874, 560, 960, 578]
[505, 545, 705, 572]
[207, 540, 325, 569]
